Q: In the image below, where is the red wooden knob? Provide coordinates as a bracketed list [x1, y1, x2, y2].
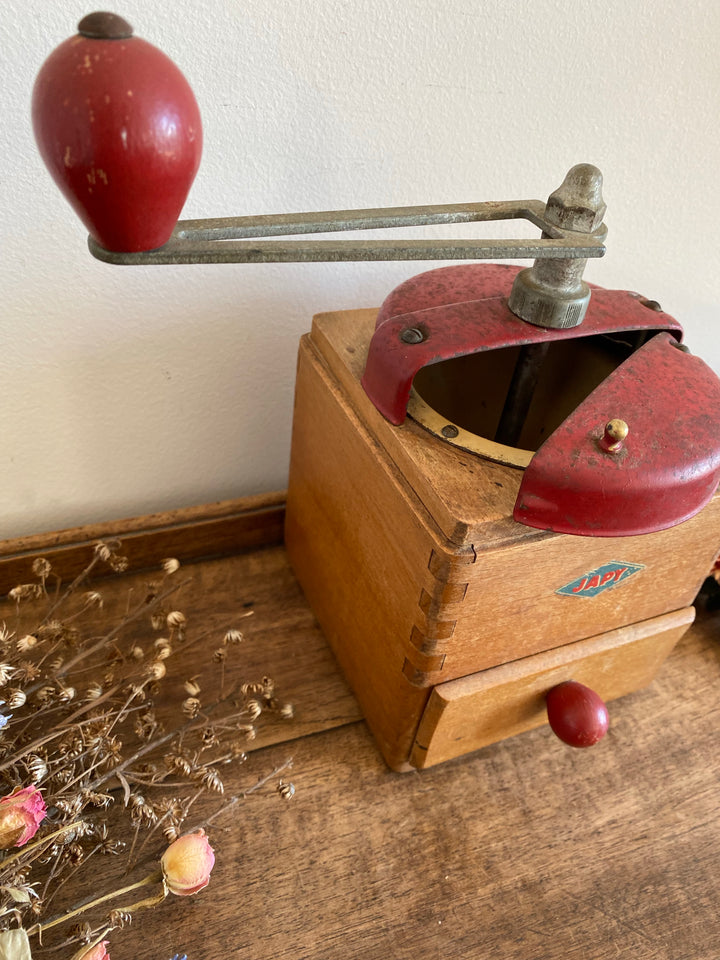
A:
[545, 680, 609, 748]
[32, 12, 202, 252]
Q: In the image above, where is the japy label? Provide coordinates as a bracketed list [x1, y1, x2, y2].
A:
[556, 562, 645, 598]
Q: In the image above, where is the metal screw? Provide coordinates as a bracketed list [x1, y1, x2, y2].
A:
[400, 327, 425, 344]
[441, 425, 459, 439]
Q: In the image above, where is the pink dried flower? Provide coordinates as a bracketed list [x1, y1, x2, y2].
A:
[0, 785, 47, 848]
[78, 942, 110, 960]
[160, 828, 215, 896]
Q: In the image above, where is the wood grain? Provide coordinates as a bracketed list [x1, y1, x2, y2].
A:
[428, 506, 720, 680]
[96, 603, 720, 960]
[310, 308, 524, 543]
[2, 504, 720, 958]
[285, 337, 439, 769]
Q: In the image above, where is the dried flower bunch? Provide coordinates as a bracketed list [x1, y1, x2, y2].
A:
[0, 542, 295, 960]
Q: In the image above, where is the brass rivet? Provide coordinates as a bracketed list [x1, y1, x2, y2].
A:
[601, 418, 628, 453]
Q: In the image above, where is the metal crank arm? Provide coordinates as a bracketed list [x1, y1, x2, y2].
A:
[87, 198, 606, 266]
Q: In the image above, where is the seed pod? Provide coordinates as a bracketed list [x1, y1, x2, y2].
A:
[277, 781, 296, 800]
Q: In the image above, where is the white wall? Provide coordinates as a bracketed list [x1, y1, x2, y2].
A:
[2, 0, 720, 538]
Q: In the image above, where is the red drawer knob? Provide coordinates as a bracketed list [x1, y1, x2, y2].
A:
[545, 680, 609, 747]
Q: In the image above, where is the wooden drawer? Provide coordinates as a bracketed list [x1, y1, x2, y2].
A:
[410, 606, 695, 769]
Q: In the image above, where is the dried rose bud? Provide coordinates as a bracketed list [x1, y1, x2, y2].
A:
[166, 611, 186, 629]
[162, 558, 181, 575]
[183, 678, 201, 697]
[78, 940, 110, 960]
[0, 785, 47, 848]
[160, 828, 215, 896]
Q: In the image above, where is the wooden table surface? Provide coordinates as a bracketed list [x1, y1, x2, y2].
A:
[72, 542, 720, 960]
[2, 508, 719, 960]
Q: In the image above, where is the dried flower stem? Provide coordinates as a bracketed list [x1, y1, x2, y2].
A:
[39, 840, 107, 915]
[127, 788, 205, 871]
[0, 821, 84, 871]
[54, 580, 188, 682]
[42, 556, 102, 621]
[68, 928, 113, 960]
[30, 870, 164, 937]
[0, 711, 129, 774]
[39, 847, 64, 904]
[196, 758, 294, 831]
[85, 683, 242, 794]
[0, 542, 296, 958]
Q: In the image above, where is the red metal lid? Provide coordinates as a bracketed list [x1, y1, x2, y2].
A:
[362, 264, 682, 425]
[361, 263, 720, 536]
[514, 332, 720, 536]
